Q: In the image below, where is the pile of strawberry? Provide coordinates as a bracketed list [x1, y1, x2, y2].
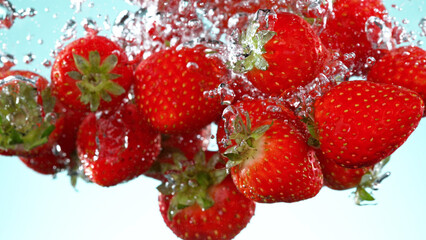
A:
[1, 0, 426, 239]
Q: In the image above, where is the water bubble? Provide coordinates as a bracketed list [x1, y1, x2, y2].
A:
[70, 0, 87, 13]
[23, 53, 35, 64]
[365, 16, 393, 50]
[419, 18, 426, 36]
[0, 0, 17, 29]
[0, 51, 16, 71]
[60, 19, 77, 41]
[186, 62, 199, 70]
[42, 59, 52, 67]
[37, 39, 44, 45]
[81, 18, 100, 34]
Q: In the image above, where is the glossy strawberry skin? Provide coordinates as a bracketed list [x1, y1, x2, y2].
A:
[77, 103, 161, 187]
[51, 34, 133, 113]
[219, 99, 323, 203]
[217, 98, 307, 154]
[314, 80, 424, 169]
[368, 46, 426, 113]
[134, 45, 226, 134]
[320, 0, 390, 76]
[18, 107, 85, 175]
[317, 151, 371, 190]
[230, 118, 323, 203]
[247, 12, 329, 96]
[159, 176, 255, 240]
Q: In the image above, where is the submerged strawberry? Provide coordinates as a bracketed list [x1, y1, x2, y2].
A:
[320, 0, 391, 76]
[317, 151, 371, 190]
[221, 99, 323, 203]
[77, 103, 161, 187]
[51, 34, 133, 113]
[234, 11, 329, 96]
[0, 70, 62, 157]
[134, 45, 226, 134]
[158, 151, 255, 240]
[314, 80, 424, 168]
[368, 46, 426, 113]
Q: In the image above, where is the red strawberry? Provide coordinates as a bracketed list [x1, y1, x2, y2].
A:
[157, 0, 290, 31]
[0, 70, 63, 157]
[51, 34, 133, 113]
[77, 103, 161, 187]
[217, 98, 306, 154]
[314, 80, 424, 169]
[146, 126, 212, 181]
[134, 45, 226, 134]
[368, 46, 426, 113]
[233, 12, 330, 96]
[320, 0, 392, 76]
[221, 99, 323, 203]
[161, 124, 211, 159]
[317, 151, 371, 190]
[158, 151, 255, 240]
[19, 152, 69, 175]
[18, 107, 85, 175]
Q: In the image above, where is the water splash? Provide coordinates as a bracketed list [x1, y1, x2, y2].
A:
[365, 16, 394, 50]
[23, 53, 35, 64]
[0, 51, 16, 71]
[419, 18, 426, 36]
[0, 0, 37, 29]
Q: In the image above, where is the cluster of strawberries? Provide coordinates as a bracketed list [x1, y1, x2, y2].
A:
[1, 0, 426, 239]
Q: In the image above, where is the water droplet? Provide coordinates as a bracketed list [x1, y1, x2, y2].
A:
[81, 18, 100, 34]
[42, 59, 52, 67]
[365, 16, 393, 50]
[23, 53, 35, 64]
[70, 0, 87, 13]
[0, 51, 16, 71]
[61, 19, 77, 42]
[186, 61, 199, 70]
[0, 0, 16, 29]
[419, 18, 426, 36]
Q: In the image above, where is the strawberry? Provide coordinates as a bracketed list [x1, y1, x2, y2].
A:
[18, 107, 85, 175]
[317, 151, 371, 190]
[51, 34, 133, 113]
[320, 0, 391, 76]
[161, 124, 211, 159]
[158, 151, 255, 240]
[217, 98, 306, 154]
[77, 103, 161, 187]
[367, 46, 426, 113]
[134, 45, 226, 134]
[0, 70, 63, 157]
[314, 80, 424, 169]
[157, 0, 291, 31]
[221, 99, 323, 203]
[19, 152, 69, 175]
[234, 11, 330, 96]
[146, 126, 212, 181]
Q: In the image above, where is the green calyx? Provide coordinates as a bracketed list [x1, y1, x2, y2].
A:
[0, 80, 56, 152]
[232, 20, 276, 73]
[157, 151, 227, 221]
[354, 157, 391, 205]
[68, 51, 125, 112]
[224, 111, 273, 169]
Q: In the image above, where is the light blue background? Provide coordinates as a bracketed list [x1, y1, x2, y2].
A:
[1, 0, 425, 239]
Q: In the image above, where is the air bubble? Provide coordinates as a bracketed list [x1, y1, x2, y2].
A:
[23, 53, 35, 64]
